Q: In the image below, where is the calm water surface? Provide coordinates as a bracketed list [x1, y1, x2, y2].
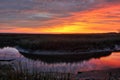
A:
[0, 47, 120, 73]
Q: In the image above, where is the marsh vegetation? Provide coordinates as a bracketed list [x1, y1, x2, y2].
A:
[0, 33, 120, 80]
[0, 62, 74, 80]
[0, 33, 120, 52]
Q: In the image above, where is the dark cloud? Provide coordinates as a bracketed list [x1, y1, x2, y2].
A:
[106, 0, 120, 3]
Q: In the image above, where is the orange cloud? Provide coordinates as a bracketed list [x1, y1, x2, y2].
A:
[37, 4, 120, 33]
[0, 4, 120, 34]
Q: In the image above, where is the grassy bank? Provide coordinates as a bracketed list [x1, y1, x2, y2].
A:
[0, 33, 120, 51]
[0, 62, 74, 80]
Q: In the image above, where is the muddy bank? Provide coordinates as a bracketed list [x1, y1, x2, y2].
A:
[76, 68, 120, 80]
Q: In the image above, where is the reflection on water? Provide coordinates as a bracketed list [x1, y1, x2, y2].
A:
[20, 51, 112, 63]
[0, 47, 120, 73]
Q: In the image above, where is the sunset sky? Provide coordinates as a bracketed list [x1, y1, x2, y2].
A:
[0, 0, 120, 34]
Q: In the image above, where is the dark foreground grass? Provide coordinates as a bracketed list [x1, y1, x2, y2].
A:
[76, 68, 120, 80]
[0, 63, 74, 80]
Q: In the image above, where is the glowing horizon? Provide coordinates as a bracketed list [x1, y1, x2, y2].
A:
[0, 0, 120, 34]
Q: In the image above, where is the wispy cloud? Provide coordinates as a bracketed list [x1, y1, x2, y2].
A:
[0, 0, 120, 33]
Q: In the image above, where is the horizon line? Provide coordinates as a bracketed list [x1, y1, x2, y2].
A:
[0, 32, 119, 35]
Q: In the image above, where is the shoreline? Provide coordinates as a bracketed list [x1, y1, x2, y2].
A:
[76, 68, 120, 80]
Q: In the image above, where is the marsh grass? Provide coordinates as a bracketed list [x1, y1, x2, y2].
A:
[0, 33, 120, 51]
[0, 60, 75, 80]
[0, 51, 74, 80]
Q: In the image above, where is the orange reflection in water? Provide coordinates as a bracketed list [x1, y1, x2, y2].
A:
[99, 52, 120, 67]
[87, 52, 120, 70]
[72, 52, 120, 72]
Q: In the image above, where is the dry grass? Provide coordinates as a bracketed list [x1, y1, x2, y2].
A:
[0, 61, 75, 80]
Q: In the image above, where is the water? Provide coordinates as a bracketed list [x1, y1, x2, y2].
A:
[0, 47, 120, 74]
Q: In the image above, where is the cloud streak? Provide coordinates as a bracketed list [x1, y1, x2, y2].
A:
[0, 0, 120, 33]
